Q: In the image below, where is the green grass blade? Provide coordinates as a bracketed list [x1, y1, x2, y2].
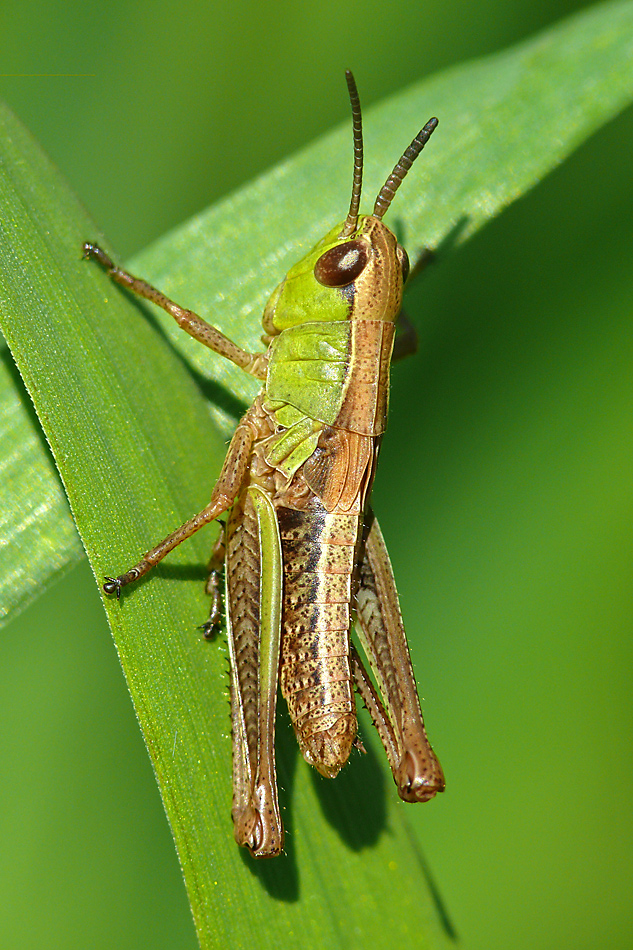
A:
[1, 0, 633, 946]
[0, 339, 82, 623]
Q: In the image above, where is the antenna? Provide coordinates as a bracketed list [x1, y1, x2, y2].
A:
[339, 69, 364, 237]
[373, 117, 438, 220]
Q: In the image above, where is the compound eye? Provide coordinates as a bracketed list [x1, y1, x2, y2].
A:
[314, 240, 368, 287]
[397, 245, 410, 284]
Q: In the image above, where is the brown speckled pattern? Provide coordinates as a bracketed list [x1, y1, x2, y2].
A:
[277, 505, 361, 777]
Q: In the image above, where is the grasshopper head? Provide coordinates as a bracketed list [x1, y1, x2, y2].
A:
[262, 70, 436, 336]
[261, 215, 409, 333]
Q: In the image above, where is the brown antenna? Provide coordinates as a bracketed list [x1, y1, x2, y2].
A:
[373, 117, 438, 220]
[339, 69, 364, 238]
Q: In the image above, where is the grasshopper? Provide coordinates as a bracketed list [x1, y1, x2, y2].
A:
[85, 71, 444, 858]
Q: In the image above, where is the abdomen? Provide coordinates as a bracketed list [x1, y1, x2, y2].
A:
[277, 504, 361, 777]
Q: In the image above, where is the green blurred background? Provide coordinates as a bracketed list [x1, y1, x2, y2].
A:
[1, 1, 632, 948]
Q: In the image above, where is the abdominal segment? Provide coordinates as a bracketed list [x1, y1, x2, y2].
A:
[277, 505, 361, 778]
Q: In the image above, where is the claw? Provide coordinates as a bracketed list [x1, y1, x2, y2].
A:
[198, 620, 219, 640]
[82, 242, 114, 270]
[103, 576, 122, 599]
